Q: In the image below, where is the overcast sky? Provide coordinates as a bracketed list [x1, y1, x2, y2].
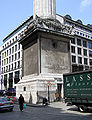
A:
[0, 0, 92, 46]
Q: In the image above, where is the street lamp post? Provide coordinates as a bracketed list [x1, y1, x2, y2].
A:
[47, 81, 52, 103]
[48, 85, 50, 103]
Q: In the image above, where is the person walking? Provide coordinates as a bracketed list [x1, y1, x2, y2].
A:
[19, 94, 24, 112]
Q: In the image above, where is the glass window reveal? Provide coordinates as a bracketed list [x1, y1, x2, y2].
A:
[78, 57, 82, 64]
[71, 39, 75, 44]
[77, 48, 81, 55]
[77, 38, 81, 46]
[83, 41, 87, 48]
[89, 50, 92, 57]
[88, 42, 92, 49]
[83, 49, 87, 56]
[84, 58, 88, 65]
[72, 55, 76, 63]
[71, 46, 75, 53]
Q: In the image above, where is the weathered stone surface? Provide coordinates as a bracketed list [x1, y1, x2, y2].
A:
[33, 0, 56, 19]
[23, 40, 38, 76]
[41, 35, 70, 74]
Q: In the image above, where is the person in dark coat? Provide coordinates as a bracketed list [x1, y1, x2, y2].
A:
[19, 94, 24, 111]
[43, 97, 48, 106]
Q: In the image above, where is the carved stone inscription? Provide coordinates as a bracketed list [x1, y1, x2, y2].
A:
[41, 38, 70, 74]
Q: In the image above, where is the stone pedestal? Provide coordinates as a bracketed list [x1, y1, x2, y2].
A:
[16, 74, 61, 104]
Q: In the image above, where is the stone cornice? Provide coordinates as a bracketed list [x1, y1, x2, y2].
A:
[18, 17, 75, 43]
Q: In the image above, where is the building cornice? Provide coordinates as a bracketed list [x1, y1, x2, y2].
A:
[3, 16, 33, 43]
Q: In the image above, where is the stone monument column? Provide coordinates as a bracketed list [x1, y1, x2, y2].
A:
[33, 0, 56, 19]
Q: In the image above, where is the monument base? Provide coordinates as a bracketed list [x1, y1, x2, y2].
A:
[16, 73, 63, 104]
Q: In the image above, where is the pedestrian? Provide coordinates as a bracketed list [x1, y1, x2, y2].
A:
[43, 97, 48, 106]
[19, 94, 24, 112]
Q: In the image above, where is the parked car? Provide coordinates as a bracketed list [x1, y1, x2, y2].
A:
[0, 90, 6, 96]
[6, 88, 16, 96]
[0, 97, 14, 111]
[7, 96, 17, 103]
[0, 90, 4, 96]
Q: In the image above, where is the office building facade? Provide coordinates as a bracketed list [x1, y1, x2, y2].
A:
[0, 17, 33, 90]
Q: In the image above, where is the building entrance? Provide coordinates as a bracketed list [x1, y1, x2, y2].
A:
[57, 84, 62, 101]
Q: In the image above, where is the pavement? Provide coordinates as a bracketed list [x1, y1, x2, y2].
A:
[24, 100, 66, 108]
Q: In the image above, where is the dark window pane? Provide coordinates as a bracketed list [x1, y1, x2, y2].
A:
[89, 51, 92, 57]
[84, 58, 88, 65]
[77, 38, 81, 46]
[71, 39, 75, 44]
[83, 49, 87, 56]
[89, 59, 92, 65]
[78, 57, 82, 64]
[72, 55, 76, 63]
[77, 48, 81, 55]
[71, 46, 75, 53]
[88, 42, 92, 49]
[83, 41, 87, 47]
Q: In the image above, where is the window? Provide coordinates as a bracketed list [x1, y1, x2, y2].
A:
[88, 42, 92, 49]
[15, 62, 16, 69]
[2, 60, 3, 66]
[83, 41, 87, 47]
[9, 57, 11, 63]
[4, 59, 6, 65]
[4, 67, 5, 72]
[15, 36, 17, 41]
[12, 47, 14, 53]
[9, 65, 10, 71]
[15, 45, 17, 52]
[80, 33, 82, 35]
[71, 39, 75, 44]
[71, 46, 75, 53]
[2, 53, 4, 59]
[89, 59, 92, 65]
[77, 32, 79, 34]
[89, 50, 92, 57]
[6, 66, 8, 71]
[18, 43, 20, 50]
[12, 64, 13, 70]
[12, 55, 14, 62]
[72, 55, 76, 63]
[7, 50, 8, 56]
[5, 52, 6, 57]
[7, 58, 8, 64]
[9, 48, 11, 54]
[18, 52, 20, 59]
[84, 58, 88, 65]
[15, 53, 17, 60]
[77, 38, 81, 46]
[83, 49, 87, 56]
[78, 57, 82, 64]
[77, 48, 81, 55]
[12, 38, 14, 42]
[2, 68, 3, 73]
[18, 61, 20, 68]
[7, 42, 9, 46]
